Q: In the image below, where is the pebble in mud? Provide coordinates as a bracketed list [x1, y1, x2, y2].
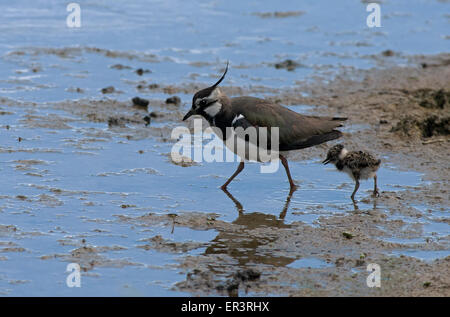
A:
[107, 117, 127, 128]
[132, 97, 149, 109]
[138, 83, 160, 90]
[135, 68, 151, 76]
[110, 64, 132, 70]
[142, 112, 162, 126]
[65, 87, 84, 93]
[165, 96, 181, 106]
[342, 232, 354, 239]
[143, 115, 151, 126]
[274, 59, 301, 71]
[101, 86, 116, 94]
[234, 269, 261, 282]
[382, 49, 395, 57]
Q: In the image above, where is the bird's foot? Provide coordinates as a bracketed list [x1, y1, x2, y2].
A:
[372, 189, 380, 198]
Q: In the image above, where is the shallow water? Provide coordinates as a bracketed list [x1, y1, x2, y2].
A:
[0, 0, 449, 296]
[1, 103, 447, 296]
[1, 0, 449, 102]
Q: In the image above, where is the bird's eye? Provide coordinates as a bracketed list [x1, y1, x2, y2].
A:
[199, 99, 207, 107]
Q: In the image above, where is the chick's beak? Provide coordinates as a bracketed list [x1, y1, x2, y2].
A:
[322, 158, 330, 165]
[183, 109, 195, 121]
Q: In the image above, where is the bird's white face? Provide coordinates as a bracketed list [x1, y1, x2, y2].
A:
[194, 88, 222, 118]
[204, 102, 222, 117]
[338, 148, 349, 160]
[323, 144, 346, 165]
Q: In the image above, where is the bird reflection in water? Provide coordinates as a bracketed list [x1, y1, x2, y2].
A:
[203, 188, 295, 268]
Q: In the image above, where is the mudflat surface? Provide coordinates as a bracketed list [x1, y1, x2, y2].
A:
[0, 0, 449, 296]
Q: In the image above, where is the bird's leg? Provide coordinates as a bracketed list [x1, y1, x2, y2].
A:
[351, 179, 360, 202]
[372, 175, 380, 197]
[221, 161, 244, 190]
[279, 189, 294, 220]
[279, 155, 297, 193]
[221, 187, 244, 215]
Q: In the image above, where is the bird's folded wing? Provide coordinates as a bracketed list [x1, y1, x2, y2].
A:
[231, 97, 346, 149]
[345, 152, 381, 169]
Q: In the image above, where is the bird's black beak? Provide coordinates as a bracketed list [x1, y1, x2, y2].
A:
[322, 158, 330, 165]
[183, 109, 195, 121]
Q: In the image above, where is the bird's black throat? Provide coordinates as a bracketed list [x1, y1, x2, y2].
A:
[335, 160, 344, 171]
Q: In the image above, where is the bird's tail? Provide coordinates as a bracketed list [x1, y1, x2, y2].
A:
[331, 117, 347, 127]
[288, 130, 343, 150]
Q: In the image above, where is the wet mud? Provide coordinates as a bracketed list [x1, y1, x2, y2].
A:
[0, 14, 449, 295]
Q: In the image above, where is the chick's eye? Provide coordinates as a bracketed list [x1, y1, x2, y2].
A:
[199, 99, 207, 106]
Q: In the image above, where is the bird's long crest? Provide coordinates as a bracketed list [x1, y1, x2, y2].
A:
[210, 61, 229, 89]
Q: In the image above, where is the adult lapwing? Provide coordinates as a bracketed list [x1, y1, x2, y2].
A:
[183, 63, 346, 192]
[323, 144, 381, 201]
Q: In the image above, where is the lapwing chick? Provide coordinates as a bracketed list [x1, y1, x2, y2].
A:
[323, 144, 381, 201]
[183, 62, 346, 192]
